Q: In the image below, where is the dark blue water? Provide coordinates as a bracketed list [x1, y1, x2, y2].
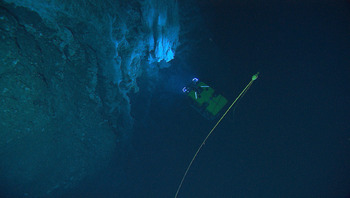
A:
[123, 1, 350, 198]
[13, 1, 347, 197]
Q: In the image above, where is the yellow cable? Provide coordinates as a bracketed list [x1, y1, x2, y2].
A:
[175, 73, 259, 198]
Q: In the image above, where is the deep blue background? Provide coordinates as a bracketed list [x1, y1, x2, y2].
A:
[125, 1, 350, 198]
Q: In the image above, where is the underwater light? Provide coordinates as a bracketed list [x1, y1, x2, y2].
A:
[182, 87, 188, 93]
[192, 78, 198, 83]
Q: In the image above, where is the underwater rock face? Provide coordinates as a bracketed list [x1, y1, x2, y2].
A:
[4, 0, 180, 92]
[143, 0, 179, 64]
[0, 0, 180, 196]
[0, 2, 116, 197]
[0, 3, 118, 198]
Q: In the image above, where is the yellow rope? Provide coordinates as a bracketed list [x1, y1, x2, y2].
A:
[175, 73, 259, 198]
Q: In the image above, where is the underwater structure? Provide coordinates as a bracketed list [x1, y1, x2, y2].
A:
[183, 78, 228, 120]
[0, 0, 183, 197]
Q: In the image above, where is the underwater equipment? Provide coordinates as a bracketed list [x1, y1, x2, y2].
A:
[175, 73, 259, 198]
[182, 78, 228, 120]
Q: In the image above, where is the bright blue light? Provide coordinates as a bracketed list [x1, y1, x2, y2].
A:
[192, 78, 199, 83]
[182, 87, 188, 93]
